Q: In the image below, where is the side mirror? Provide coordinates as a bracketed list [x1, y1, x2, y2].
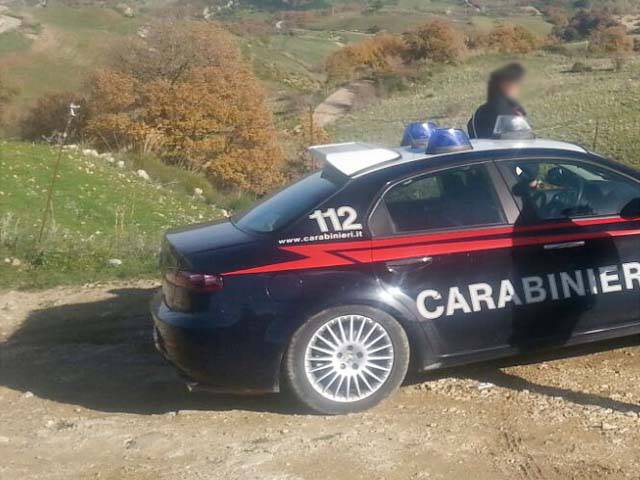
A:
[621, 198, 640, 219]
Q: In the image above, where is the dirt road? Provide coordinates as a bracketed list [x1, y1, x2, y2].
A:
[313, 80, 375, 128]
[1, 282, 640, 480]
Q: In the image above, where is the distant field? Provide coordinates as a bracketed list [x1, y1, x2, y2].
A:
[30, 4, 139, 34]
[305, 11, 434, 32]
[0, 3, 140, 126]
[470, 14, 553, 35]
[329, 53, 640, 168]
[0, 30, 32, 55]
[0, 141, 220, 288]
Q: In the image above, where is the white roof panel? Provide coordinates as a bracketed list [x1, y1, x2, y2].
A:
[309, 139, 587, 177]
[308, 142, 400, 176]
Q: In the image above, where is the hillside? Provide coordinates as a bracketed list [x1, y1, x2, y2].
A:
[0, 0, 556, 122]
[0, 140, 221, 288]
[330, 53, 640, 169]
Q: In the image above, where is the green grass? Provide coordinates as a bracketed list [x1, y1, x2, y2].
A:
[0, 3, 141, 125]
[243, 30, 348, 91]
[328, 53, 640, 169]
[470, 15, 553, 36]
[0, 141, 222, 289]
[30, 4, 139, 35]
[305, 11, 434, 33]
[0, 31, 32, 55]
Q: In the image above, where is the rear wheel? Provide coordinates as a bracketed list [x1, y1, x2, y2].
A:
[284, 306, 410, 414]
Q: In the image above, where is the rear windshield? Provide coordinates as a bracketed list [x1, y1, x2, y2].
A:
[233, 169, 346, 233]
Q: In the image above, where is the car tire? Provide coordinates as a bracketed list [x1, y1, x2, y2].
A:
[283, 305, 410, 415]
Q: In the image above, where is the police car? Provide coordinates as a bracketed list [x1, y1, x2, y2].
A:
[152, 122, 640, 414]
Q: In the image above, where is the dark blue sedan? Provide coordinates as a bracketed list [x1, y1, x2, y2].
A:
[152, 129, 640, 414]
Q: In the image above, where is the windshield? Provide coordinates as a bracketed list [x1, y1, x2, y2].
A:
[234, 170, 346, 233]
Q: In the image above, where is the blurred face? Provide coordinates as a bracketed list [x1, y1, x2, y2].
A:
[502, 79, 523, 99]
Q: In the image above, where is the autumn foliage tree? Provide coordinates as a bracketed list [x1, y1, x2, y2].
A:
[483, 24, 540, 54]
[402, 19, 466, 64]
[325, 33, 406, 83]
[85, 21, 284, 194]
[589, 26, 633, 54]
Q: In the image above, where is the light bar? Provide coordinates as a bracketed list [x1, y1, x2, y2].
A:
[401, 121, 438, 150]
[493, 115, 534, 140]
[426, 128, 473, 155]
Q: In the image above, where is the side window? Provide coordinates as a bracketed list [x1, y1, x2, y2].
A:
[502, 160, 640, 221]
[375, 164, 505, 234]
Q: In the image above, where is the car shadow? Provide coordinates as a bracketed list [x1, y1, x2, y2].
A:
[407, 336, 640, 415]
[2, 286, 638, 416]
[0, 287, 302, 415]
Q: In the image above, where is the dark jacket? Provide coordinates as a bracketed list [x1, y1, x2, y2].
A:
[467, 94, 527, 139]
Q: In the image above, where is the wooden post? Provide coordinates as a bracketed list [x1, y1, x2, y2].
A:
[309, 105, 315, 169]
[592, 119, 600, 151]
[37, 104, 78, 245]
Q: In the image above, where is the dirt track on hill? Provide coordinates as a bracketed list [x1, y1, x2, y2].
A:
[1, 282, 640, 480]
[313, 80, 375, 128]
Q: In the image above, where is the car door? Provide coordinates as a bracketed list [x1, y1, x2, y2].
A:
[496, 157, 640, 343]
[368, 162, 522, 357]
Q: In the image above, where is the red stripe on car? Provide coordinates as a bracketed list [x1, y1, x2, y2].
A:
[224, 217, 640, 276]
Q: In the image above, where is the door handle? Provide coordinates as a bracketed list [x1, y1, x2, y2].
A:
[385, 256, 433, 272]
[543, 241, 585, 250]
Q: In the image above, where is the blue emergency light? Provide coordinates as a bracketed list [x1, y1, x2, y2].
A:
[400, 121, 438, 149]
[426, 128, 473, 155]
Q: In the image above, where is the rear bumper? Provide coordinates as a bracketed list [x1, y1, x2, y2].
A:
[150, 292, 282, 393]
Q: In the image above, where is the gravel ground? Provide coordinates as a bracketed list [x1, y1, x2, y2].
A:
[1, 282, 639, 480]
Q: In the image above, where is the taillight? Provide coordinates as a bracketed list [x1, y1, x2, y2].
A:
[165, 270, 224, 292]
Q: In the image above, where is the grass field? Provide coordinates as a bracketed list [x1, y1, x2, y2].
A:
[0, 2, 141, 126]
[329, 53, 640, 169]
[0, 30, 33, 55]
[0, 141, 221, 289]
[470, 15, 553, 35]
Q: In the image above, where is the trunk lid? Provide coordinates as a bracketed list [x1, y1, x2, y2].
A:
[160, 219, 263, 311]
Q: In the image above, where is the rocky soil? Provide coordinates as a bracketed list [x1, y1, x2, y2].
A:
[1, 282, 639, 479]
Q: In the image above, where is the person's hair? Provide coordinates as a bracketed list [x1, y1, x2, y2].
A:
[487, 62, 525, 101]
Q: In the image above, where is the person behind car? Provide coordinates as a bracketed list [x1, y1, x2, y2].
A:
[468, 63, 527, 139]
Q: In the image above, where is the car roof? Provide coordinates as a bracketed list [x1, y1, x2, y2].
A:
[309, 139, 588, 178]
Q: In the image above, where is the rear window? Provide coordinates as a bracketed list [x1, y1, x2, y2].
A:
[234, 170, 346, 233]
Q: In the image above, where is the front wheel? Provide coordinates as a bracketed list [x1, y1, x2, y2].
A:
[283, 306, 410, 415]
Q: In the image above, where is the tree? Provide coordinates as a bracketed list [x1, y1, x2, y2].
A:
[589, 26, 633, 54]
[484, 24, 540, 54]
[553, 8, 619, 41]
[86, 21, 284, 194]
[325, 33, 406, 83]
[402, 19, 466, 64]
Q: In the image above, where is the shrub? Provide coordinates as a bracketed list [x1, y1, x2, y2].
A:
[402, 19, 466, 64]
[85, 21, 285, 195]
[20, 92, 88, 143]
[483, 24, 540, 54]
[612, 55, 627, 72]
[325, 33, 406, 83]
[589, 26, 633, 55]
[553, 9, 619, 41]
